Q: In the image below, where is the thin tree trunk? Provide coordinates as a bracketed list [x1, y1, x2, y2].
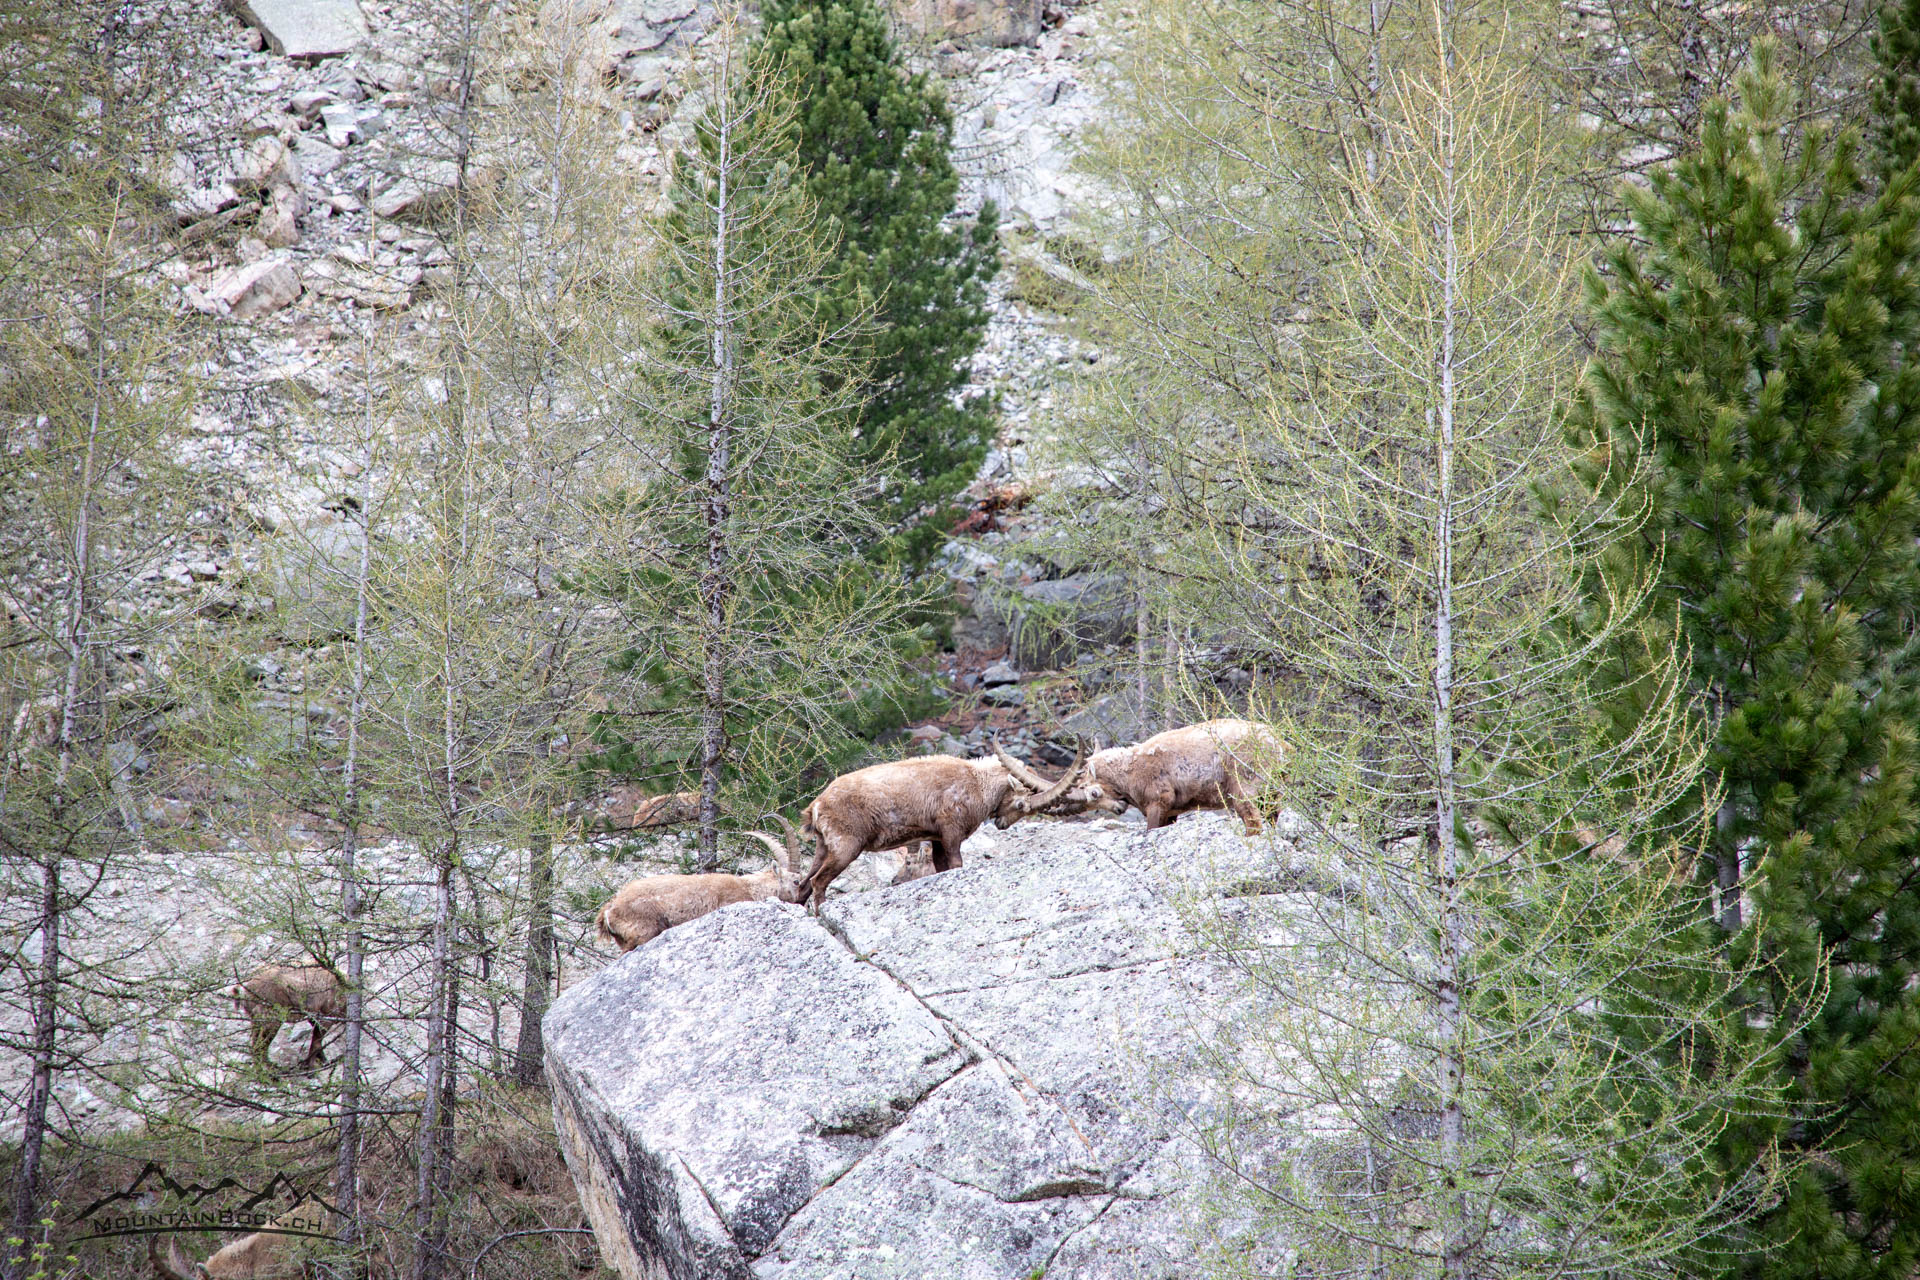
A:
[4, 859, 59, 1280]
[334, 375, 377, 1256]
[1430, 36, 1468, 1280]
[1364, 0, 1384, 181]
[1134, 577, 1150, 741]
[5, 184, 115, 1280]
[413, 850, 454, 1280]
[696, 84, 735, 869]
[415, 481, 467, 1277]
[1161, 613, 1177, 732]
[1715, 801, 1742, 932]
[429, 944, 462, 1271]
[514, 830, 554, 1086]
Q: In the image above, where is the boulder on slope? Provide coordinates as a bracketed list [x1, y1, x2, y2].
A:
[544, 812, 1333, 1279]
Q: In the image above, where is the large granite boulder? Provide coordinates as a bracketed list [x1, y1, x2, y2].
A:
[544, 811, 1327, 1279]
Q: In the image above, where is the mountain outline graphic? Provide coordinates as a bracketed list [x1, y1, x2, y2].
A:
[71, 1162, 326, 1224]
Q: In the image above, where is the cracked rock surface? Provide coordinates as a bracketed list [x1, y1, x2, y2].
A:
[544, 811, 1312, 1279]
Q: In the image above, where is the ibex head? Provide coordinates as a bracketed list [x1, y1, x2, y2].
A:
[988, 740, 1106, 829]
[745, 816, 812, 904]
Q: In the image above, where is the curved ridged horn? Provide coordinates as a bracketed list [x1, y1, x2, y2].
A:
[745, 830, 790, 870]
[991, 739, 1052, 792]
[1014, 740, 1089, 814]
[149, 1236, 199, 1280]
[772, 812, 810, 861]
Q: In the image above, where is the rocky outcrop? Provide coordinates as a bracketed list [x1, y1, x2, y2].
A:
[227, 0, 369, 59]
[544, 811, 1320, 1279]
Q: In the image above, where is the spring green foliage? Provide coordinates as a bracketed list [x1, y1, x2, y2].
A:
[1571, 40, 1920, 1280]
[598, 24, 935, 854]
[1068, 0, 1793, 1273]
[757, 0, 999, 567]
[0, 5, 206, 1269]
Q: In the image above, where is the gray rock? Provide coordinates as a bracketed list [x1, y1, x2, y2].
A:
[319, 101, 361, 147]
[978, 661, 1020, 687]
[291, 133, 344, 177]
[226, 0, 369, 59]
[289, 87, 338, 120]
[302, 257, 418, 309]
[541, 0, 715, 80]
[255, 190, 302, 248]
[546, 906, 969, 1279]
[233, 135, 303, 191]
[210, 259, 301, 319]
[891, 0, 1040, 46]
[262, 512, 365, 641]
[990, 573, 1136, 669]
[979, 684, 1025, 708]
[545, 814, 1310, 1279]
[1062, 688, 1153, 749]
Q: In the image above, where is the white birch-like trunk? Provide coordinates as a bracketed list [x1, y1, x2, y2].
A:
[5, 202, 114, 1279]
[334, 285, 379, 1247]
[696, 71, 736, 868]
[1430, 36, 1468, 1280]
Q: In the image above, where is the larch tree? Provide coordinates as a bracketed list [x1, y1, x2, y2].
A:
[1571, 39, 1920, 1280]
[0, 4, 204, 1273]
[1071, 0, 1796, 1273]
[598, 15, 929, 866]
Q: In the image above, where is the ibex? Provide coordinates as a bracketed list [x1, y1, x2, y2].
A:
[582, 786, 702, 832]
[791, 742, 1097, 910]
[229, 963, 344, 1072]
[1086, 719, 1289, 834]
[886, 841, 935, 885]
[147, 1201, 324, 1279]
[595, 831, 805, 953]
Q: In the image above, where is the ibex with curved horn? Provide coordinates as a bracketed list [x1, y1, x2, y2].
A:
[1085, 719, 1289, 834]
[789, 742, 1099, 911]
[595, 831, 807, 953]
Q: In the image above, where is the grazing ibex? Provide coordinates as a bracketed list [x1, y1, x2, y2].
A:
[147, 1201, 324, 1279]
[1086, 719, 1289, 834]
[791, 742, 1097, 910]
[595, 831, 805, 953]
[229, 963, 344, 1072]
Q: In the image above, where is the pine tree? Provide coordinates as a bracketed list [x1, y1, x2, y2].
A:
[1874, 0, 1920, 182]
[1571, 40, 1920, 1280]
[758, 0, 998, 566]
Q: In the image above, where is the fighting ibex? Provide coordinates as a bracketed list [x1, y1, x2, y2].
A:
[595, 831, 806, 953]
[1085, 719, 1289, 834]
[230, 963, 344, 1072]
[790, 742, 1098, 910]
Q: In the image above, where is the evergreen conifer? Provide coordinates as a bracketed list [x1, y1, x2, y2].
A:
[1874, 0, 1920, 182]
[1571, 42, 1920, 1279]
[758, 0, 999, 565]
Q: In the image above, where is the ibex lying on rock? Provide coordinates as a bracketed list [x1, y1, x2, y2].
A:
[230, 963, 344, 1072]
[1086, 719, 1289, 834]
[791, 743, 1097, 910]
[147, 1201, 324, 1279]
[887, 841, 935, 885]
[595, 832, 805, 953]
[581, 786, 702, 832]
